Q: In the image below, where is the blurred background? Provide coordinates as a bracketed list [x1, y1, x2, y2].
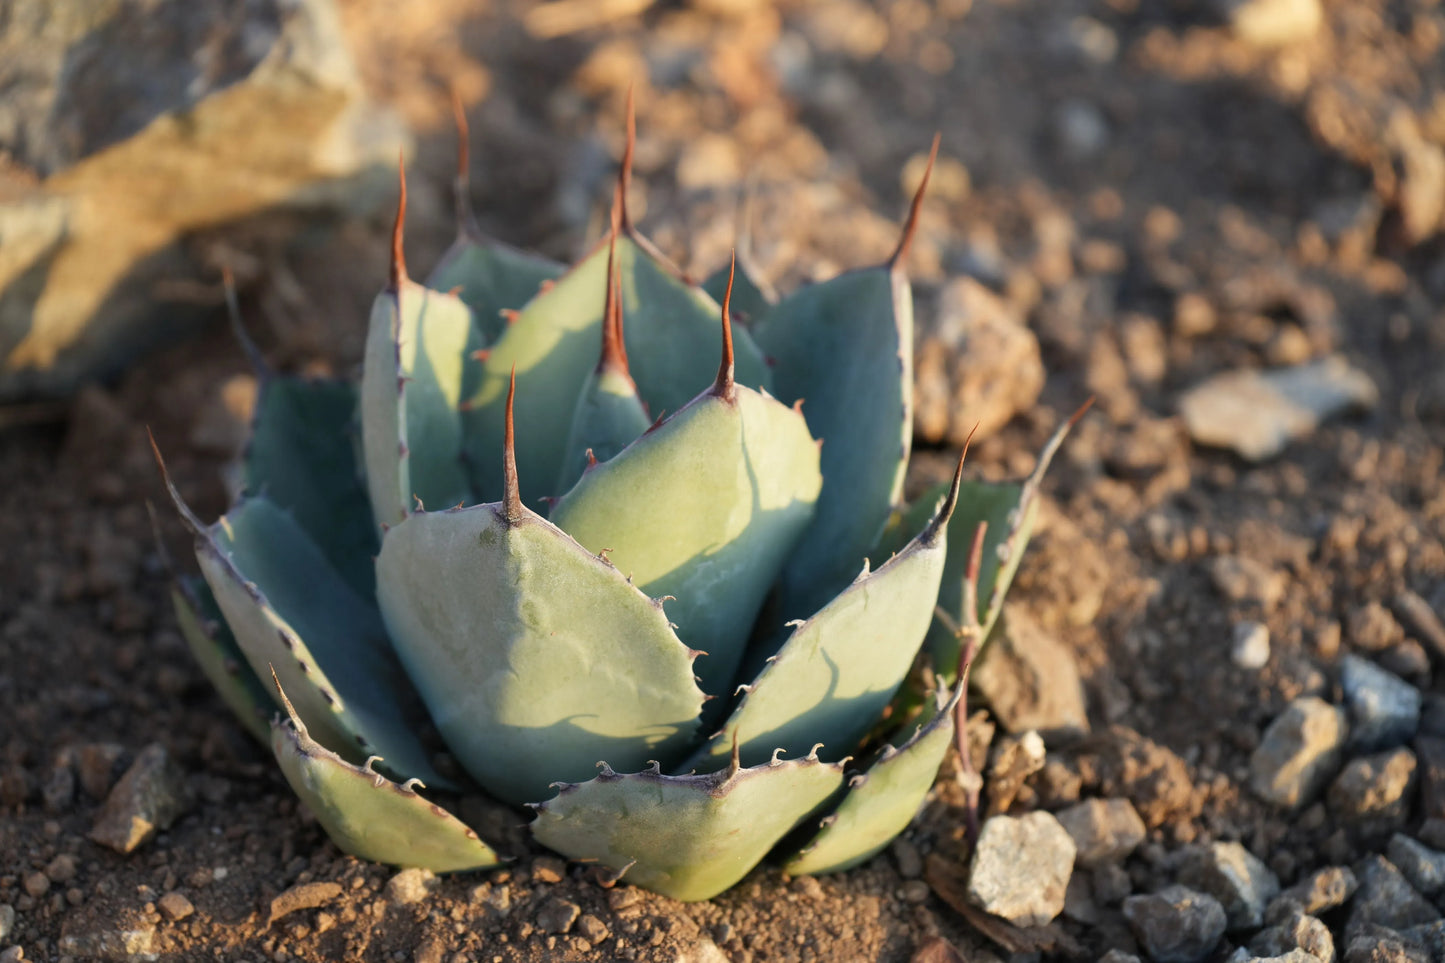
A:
[4, 0, 1445, 960]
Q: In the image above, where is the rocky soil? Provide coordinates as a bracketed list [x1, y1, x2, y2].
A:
[3, 0, 1445, 960]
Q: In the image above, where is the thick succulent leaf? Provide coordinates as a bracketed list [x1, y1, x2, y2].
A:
[691, 513, 948, 771]
[752, 266, 914, 626]
[702, 255, 773, 322]
[426, 236, 563, 345]
[881, 480, 1035, 683]
[555, 367, 651, 495]
[531, 755, 846, 902]
[272, 689, 502, 873]
[894, 412, 1081, 680]
[784, 689, 958, 876]
[242, 377, 377, 597]
[548, 387, 822, 699]
[171, 578, 273, 743]
[185, 495, 449, 786]
[460, 236, 771, 506]
[361, 279, 479, 528]
[883, 479, 1024, 661]
[375, 503, 706, 806]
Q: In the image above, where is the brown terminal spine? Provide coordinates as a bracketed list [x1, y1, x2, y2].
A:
[598, 211, 631, 378]
[889, 132, 940, 270]
[710, 250, 737, 402]
[923, 426, 973, 546]
[390, 151, 408, 291]
[449, 85, 480, 238]
[450, 86, 470, 184]
[502, 365, 522, 523]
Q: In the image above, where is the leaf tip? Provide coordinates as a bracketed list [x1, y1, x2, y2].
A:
[390, 151, 408, 290]
[709, 250, 737, 402]
[502, 364, 522, 523]
[889, 132, 940, 270]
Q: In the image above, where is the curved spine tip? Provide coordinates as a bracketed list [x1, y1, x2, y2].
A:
[220, 266, 269, 377]
[147, 428, 207, 535]
[1069, 395, 1097, 428]
[926, 424, 973, 543]
[449, 85, 470, 183]
[1026, 395, 1097, 491]
[710, 250, 737, 401]
[502, 365, 522, 523]
[268, 665, 307, 738]
[889, 132, 940, 270]
[390, 151, 408, 290]
[449, 85, 479, 237]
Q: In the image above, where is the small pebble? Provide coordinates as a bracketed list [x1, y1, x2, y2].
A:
[157, 891, 194, 922]
[576, 914, 609, 944]
[607, 887, 642, 911]
[21, 873, 48, 899]
[535, 898, 580, 935]
[386, 868, 435, 907]
[531, 856, 566, 885]
[891, 837, 923, 879]
[267, 881, 342, 925]
[1231, 621, 1270, 669]
[44, 854, 77, 884]
[792, 875, 825, 900]
[902, 880, 931, 904]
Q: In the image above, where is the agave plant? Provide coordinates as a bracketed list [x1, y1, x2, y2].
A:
[153, 103, 1079, 902]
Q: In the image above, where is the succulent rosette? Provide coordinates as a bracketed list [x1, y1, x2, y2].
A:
[154, 107, 1076, 901]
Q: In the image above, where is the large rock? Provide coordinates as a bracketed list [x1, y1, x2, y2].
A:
[0, 0, 407, 399]
[1179, 357, 1378, 462]
[1122, 886, 1227, 963]
[1179, 841, 1280, 931]
[1339, 655, 1420, 752]
[88, 743, 192, 853]
[1249, 696, 1348, 809]
[1054, 798, 1146, 868]
[1327, 748, 1418, 831]
[966, 812, 1076, 927]
[1347, 856, 1437, 936]
[914, 278, 1045, 445]
[972, 606, 1090, 741]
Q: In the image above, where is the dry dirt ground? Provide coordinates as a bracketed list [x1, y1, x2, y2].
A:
[4, 0, 1445, 960]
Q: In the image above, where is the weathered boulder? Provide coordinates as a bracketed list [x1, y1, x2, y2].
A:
[0, 0, 408, 399]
